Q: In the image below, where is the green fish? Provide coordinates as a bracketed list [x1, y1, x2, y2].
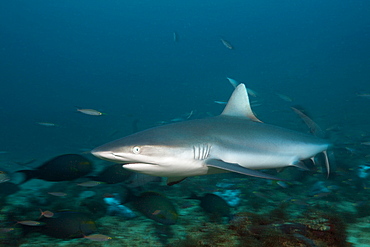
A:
[18, 154, 93, 183]
[130, 191, 178, 225]
[188, 193, 231, 221]
[23, 211, 97, 239]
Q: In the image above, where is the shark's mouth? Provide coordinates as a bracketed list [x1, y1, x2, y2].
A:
[121, 162, 157, 166]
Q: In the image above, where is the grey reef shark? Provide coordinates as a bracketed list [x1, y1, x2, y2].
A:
[92, 84, 331, 185]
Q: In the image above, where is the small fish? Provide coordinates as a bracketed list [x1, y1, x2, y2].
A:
[275, 93, 293, 102]
[84, 233, 112, 241]
[39, 209, 54, 218]
[246, 88, 258, 97]
[276, 181, 289, 188]
[226, 77, 257, 97]
[214, 101, 228, 105]
[0, 171, 10, 183]
[37, 122, 58, 127]
[313, 192, 331, 198]
[361, 142, 370, 146]
[170, 118, 184, 122]
[152, 210, 161, 215]
[220, 38, 233, 49]
[252, 191, 270, 200]
[226, 77, 239, 88]
[76, 108, 104, 116]
[185, 110, 194, 119]
[16, 220, 45, 226]
[173, 32, 179, 42]
[77, 181, 105, 187]
[0, 228, 15, 233]
[48, 192, 67, 197]
[357, 93, 370, 98]
[290, 199, 310, 206]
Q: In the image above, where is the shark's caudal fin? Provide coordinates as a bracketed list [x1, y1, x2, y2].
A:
[221, 84, 262, 122]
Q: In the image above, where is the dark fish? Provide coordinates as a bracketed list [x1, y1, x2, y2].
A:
[188, 193, 231, 220]
[24, 211, 97, 239]
[90, 163, 133, 184]
[125, 172, 162, 188]
[291, 106, 324, 138]
[130, 191, 178, 225]
[18, 154, 93, 184]
[0, 182, 19, 196]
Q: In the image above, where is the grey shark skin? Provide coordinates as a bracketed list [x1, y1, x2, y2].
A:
[92, 84, 330, 185]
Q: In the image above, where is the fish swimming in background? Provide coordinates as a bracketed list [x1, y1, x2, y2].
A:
[77, 181, 105, 187]
[47, 192, 67, 197]
[92, 83, 331, 185]
[23, 211, 97, 239]
[220, 38, 233, 49]
[17, 154, 93, 183]
[0, 171, 10, 183]
[173, 32, 179, 42]
[226, 77, 257, 97]
[37, 122, 58, 127]
[76, 107, 104, 116]
[127, 191, 178, 225]
[291, 106, 324, 138]
[88, 163, 133, 184]
[0, 182, 19, 196]
[188, 192, 231, 221]
[275, 93, 293, 102]
[83, 233, 112, 241]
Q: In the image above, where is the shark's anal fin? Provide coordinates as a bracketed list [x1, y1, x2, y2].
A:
[167, 177, 187, 186]
[205, 159, 285, 181]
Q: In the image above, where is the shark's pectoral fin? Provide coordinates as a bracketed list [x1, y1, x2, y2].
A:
[167, 177, 187, 186]
[205, 159, 285, 181]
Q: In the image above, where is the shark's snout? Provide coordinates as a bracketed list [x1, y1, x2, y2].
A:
[91, 147, 110, 160]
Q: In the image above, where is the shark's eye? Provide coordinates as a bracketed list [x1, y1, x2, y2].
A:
[132, 146, 141, 154]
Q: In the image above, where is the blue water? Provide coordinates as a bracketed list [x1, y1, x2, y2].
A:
[1, 0, 369, 160]
[1, 1, 370, 245]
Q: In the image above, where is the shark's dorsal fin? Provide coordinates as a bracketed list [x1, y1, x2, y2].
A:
[221, 83, 262, 122]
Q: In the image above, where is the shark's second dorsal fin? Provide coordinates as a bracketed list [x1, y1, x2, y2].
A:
[221, 83, 262, 122]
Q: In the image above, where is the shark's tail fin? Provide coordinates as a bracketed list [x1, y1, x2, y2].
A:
[314, 150, 335, 178]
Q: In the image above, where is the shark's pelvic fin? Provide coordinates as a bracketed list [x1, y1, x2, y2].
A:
[205, 159, 285, 181]
[221, 84, 262, 122]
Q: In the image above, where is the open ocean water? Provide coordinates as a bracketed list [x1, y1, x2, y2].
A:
[0, 1, 370, 246]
